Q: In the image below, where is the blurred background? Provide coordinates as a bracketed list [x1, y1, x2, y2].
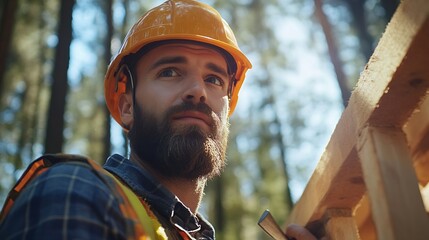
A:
[0, 0, 399, 239]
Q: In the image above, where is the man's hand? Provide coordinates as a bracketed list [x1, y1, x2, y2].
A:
[285, 224, 317, 240]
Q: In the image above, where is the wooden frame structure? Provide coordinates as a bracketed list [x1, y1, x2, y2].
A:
[285, 0, 429, 239]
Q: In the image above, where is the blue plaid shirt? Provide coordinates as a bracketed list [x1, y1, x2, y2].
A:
[0, 154, 214, 240]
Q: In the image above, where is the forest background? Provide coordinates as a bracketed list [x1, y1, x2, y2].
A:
[0, 0, 399, 239]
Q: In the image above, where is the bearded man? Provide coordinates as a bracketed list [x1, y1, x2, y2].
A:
[0, 1, 316, 239]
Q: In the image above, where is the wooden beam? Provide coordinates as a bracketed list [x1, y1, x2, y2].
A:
[358, 126, 429, 240]
[421, 184, 429, 213]
[354, 181, 429, 240]
[349, 0, 429, 127]
[354, 194, 376, 240]
[403, 95, 429, 184]
[323, 209, 360, 240]
[285, 0, 429, 236]
[284, 107, 365, 238]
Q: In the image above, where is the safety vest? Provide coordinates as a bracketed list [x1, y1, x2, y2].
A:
[0, 154, 169, 240]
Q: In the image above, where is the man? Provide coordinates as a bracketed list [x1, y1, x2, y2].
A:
[0, 0, 315, 239]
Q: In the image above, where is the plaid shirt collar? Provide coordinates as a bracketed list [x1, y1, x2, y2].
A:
[104, 154, 215, 239]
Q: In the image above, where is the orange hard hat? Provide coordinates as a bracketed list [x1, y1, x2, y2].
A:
[104, 0, 252, 128]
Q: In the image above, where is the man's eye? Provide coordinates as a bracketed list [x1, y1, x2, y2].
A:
[206, 76, 224, 86]
[158, 68, 179, 78]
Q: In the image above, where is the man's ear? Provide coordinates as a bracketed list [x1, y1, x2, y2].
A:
[118, 93, 134, 129]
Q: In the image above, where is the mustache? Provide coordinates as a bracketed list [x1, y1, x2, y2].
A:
[165, 102, 214, 122]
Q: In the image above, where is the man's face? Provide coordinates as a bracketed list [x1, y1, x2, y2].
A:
[126, 43, 231, 180]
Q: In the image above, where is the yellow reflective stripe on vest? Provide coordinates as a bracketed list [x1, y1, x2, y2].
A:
[106, 171, 168, 240]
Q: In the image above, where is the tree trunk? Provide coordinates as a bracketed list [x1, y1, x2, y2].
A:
[0, 0, 18, 95]
[314, 0, 350, 107]
[121, 0, 130, 156]
[121, 0, 130, 40]
[379, 0, 399, 24]
[102, 0, 113, 162]
[271, 101, 294, 209]
[30, 0, 47, 159]
[345, 0, 374, 61]
[213, 177, 225, 233]
[13, 87, 28, 176]
[44, 0, 75, 153]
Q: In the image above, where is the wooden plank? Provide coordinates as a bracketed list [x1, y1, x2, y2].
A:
[349, 0, 429, 127]
[285, 0, 429, 236]
[358, 126, 429, 240]
[284, 107, 365, 238]
[421, 184, 429, 213]
[323, 209, 360, 240]
[403, 95, 429, 184]
[354, 184, 429, 240]
[354, 194, 376, 240]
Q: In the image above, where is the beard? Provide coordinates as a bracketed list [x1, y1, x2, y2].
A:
[128, 101, 229, 180]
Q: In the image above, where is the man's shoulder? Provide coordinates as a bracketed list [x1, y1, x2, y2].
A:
[3, 155, 118, 219]
[20, 154, 108, 189]
[31, 159, 109, 191]
[15, 158, 116, 209]
[0, 156, 127, 239]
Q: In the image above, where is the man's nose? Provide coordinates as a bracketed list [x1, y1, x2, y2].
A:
[182, 78, 207, 104]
